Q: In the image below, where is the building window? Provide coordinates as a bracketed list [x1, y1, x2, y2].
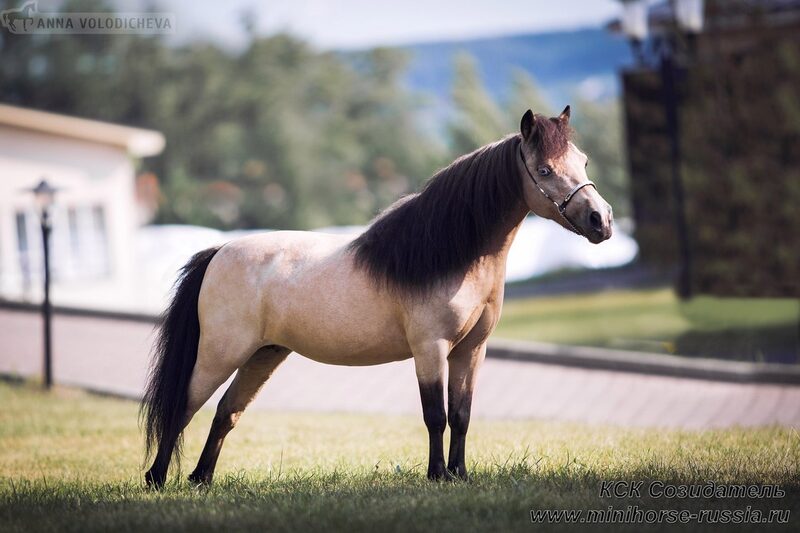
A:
[15, 211, 33, 291]
[68, 207, 80, 257]
[15, 204, 111, 284]
[89, 205, 110, 276]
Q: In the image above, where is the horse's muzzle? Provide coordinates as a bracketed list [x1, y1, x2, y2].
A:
[584, 207, 613, 244]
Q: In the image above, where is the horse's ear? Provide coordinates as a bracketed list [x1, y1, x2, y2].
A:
[520, 109, 537, 142]
[558, 105, 571, 125]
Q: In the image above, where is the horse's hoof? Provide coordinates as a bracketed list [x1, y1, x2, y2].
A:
[145, 469, 165, 490]
[188, 471, 212, 487]
[427, 468, 455, 482]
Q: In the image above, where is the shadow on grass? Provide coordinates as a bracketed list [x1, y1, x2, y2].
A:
[2, 460, 799, 533]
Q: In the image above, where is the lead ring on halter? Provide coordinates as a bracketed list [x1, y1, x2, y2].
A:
[518, 145, 596, 232]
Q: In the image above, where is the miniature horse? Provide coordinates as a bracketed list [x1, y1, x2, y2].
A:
[141, 106, 613, 487]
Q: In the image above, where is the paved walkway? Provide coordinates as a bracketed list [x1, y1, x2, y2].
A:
[2, 308, 799, 429]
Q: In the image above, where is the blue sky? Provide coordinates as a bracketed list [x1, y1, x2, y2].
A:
[98, 0, 625, 49]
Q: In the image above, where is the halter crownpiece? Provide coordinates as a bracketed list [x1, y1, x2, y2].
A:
[518, 145, 597, 233]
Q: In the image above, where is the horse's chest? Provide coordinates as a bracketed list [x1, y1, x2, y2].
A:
[409, 278, 502, 347]
[451, 293, 502, 346]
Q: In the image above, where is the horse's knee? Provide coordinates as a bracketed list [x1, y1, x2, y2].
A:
[424, 408, 447, 434]
[448, 408, 469, 436]
[213, 402, 243, 434]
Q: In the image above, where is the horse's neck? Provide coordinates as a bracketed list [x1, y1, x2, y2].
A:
[485, 198, 529, 269]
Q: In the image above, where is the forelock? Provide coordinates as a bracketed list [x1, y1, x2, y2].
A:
[531, 115, 572, 161]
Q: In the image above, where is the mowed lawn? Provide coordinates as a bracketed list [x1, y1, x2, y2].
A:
[1, 382, 799, 532]
[494, 289, 800, 362]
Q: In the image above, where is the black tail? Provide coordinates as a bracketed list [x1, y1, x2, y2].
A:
[140, 246, 221, 477]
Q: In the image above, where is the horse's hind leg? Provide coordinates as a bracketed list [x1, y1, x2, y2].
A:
[188, 345, 290, 485]
[145, 332, 254, 487]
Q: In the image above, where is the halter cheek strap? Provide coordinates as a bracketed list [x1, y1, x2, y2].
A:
[518, 146, 597, 234]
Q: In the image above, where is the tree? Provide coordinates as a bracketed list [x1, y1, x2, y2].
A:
[506, 68, 553, 124]
[570, 98, 631, 218]
[448, 53, 508, 154]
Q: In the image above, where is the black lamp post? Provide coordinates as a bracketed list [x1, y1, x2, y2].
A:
[618, 0, 705, 299]
[31, 179, 57, 389]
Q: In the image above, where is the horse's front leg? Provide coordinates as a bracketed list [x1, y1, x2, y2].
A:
[447, 340, 487, 480]
[413, 339, 451, 480]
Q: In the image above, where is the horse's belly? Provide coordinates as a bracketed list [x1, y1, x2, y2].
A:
[286, 337, 412, 366]
[274, 307, 412, 366]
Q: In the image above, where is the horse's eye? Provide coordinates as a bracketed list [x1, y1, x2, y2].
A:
[538, 166, 551, 177]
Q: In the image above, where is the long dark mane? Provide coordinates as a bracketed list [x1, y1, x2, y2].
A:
[349, 134, 524, 292]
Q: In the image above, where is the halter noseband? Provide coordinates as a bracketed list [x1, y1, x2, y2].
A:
[518, 145, 596, 234]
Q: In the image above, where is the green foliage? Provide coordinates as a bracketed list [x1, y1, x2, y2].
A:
[448, 54, 556, 153]
[448, 53, 508, 153]
[621, 70, 679, 266]
[681, 21, 800, 297]
[506, 68, 553, 120]
[571, 99, 631, 218]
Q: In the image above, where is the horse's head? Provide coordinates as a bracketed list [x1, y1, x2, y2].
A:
[518, 106, 613, 244]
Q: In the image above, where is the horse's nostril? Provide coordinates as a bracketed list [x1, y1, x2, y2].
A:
[589, 211, 603, 231]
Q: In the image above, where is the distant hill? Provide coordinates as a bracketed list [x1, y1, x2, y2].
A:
[395, 27, 632, 124]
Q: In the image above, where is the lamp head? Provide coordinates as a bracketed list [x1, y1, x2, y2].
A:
[619, 0, 649, 41]
[32, 179, 57, 212]
[673, 0, 705, 33]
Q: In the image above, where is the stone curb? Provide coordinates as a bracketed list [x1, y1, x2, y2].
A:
[488, 338, 800, 385]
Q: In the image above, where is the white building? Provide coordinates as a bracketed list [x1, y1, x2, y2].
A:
[0, 104, 164, 310]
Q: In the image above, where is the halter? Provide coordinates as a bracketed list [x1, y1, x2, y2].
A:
[518, 145, 596, 234]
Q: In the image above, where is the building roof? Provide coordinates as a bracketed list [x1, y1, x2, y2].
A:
[0, 104, 165, 157]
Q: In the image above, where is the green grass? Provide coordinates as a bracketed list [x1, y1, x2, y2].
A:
[1, 382, 799, 532]
[495, 289, 800, 363]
